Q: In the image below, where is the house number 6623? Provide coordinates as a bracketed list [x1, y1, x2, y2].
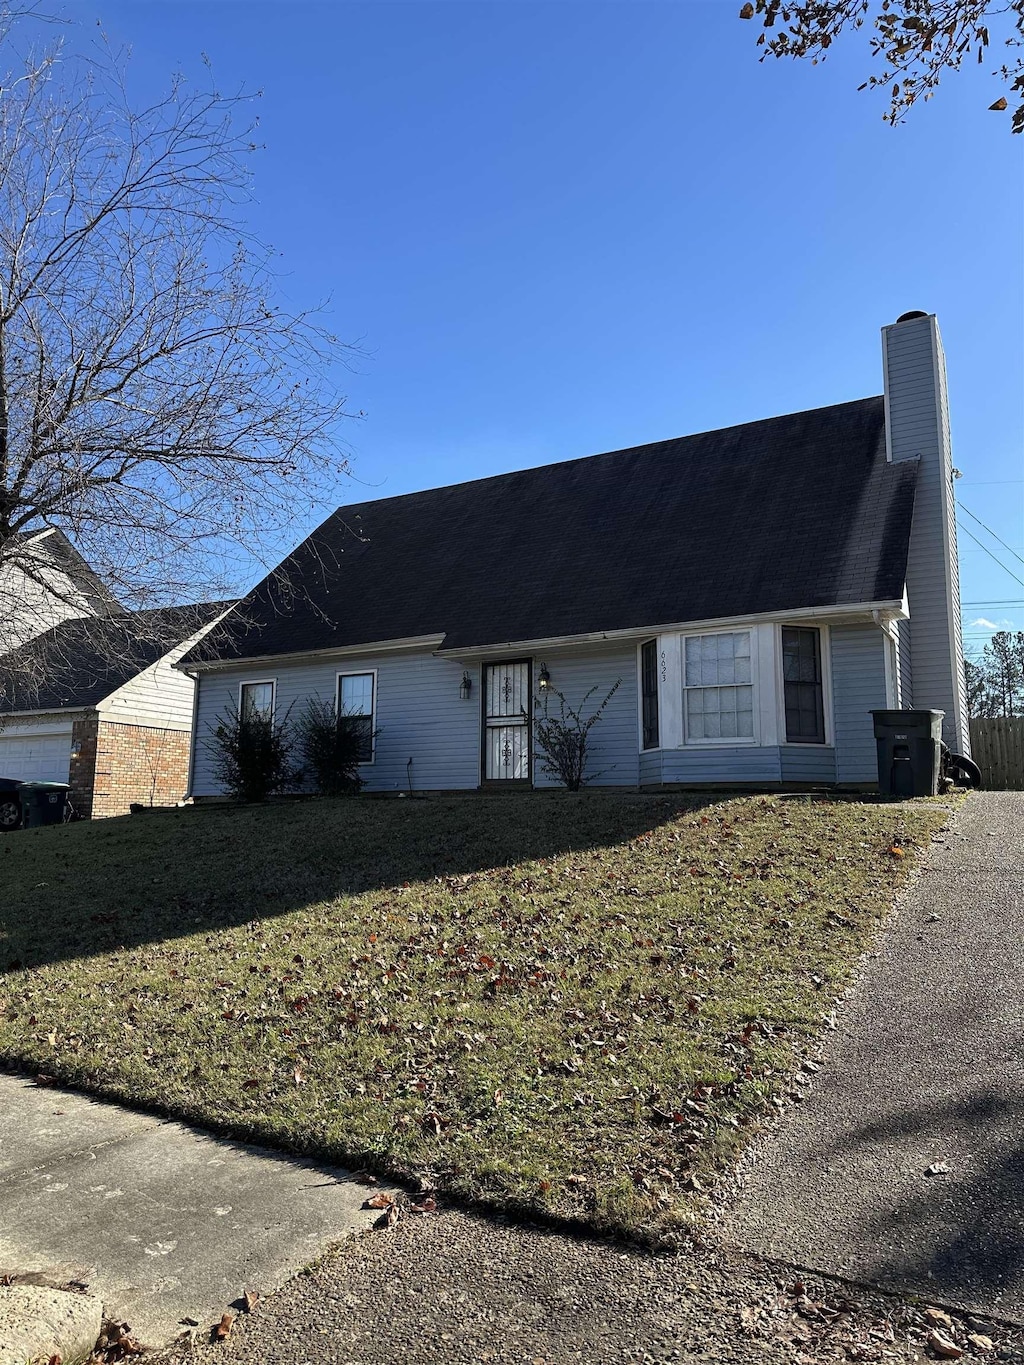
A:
[660, 649, 667, 683]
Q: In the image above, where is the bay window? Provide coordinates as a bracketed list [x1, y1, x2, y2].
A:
[782, 626, 825, 743]
[684, 631, 754, 741]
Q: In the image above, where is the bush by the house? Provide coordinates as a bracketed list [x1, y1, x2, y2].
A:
[295, 697, 374, 797]
[534, 680, 621, 790]
[207, 701, 297, 803]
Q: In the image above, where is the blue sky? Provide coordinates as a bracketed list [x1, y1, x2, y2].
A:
[57, 1, 1024, 649]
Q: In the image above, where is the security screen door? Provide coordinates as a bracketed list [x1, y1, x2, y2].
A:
[483, 660, 531, 782]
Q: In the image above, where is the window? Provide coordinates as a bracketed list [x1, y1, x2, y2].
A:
[338, 672, 375, 763]
[640, 639, 659, 750]
[782, 627, 825, 743]
[684, 631, 754, 741]
[240, 680, 274, 720]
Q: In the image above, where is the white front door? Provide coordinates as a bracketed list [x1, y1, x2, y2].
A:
[483, 660, 531, 783]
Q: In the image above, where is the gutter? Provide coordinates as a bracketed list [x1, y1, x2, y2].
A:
[170, 600, 908, 675]
[436, 599, 909, 660]
[174, 633, 448, 676]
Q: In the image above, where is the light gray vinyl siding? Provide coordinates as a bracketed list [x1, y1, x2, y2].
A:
[656, 747, 784, 785]
[830, 622, 887, 784]
[638, 751, 662, 785]
[531, 644, 638, 788]
[191, 641, 640, 796]
[779, 746, 836, 784]
[191, 651, 482, 795]
[882, 314, 968, 753]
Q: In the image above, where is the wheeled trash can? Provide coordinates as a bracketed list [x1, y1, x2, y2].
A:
[870, 710, 944, 798]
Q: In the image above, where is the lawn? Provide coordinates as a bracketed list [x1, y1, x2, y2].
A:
[0, 792, 945, 1241]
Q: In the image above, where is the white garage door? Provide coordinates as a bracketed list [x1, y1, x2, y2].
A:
[0, 730, 72, 782]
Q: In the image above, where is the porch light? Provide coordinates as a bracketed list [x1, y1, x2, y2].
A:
[538, 664, 551, 691]
[459, 672, 472, 700]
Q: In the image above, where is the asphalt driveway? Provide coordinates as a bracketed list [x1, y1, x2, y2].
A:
[730, 790, 1024, 1320]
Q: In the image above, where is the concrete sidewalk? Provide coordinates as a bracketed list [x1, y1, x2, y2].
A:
[730, 790, 1024, 1321]
[0, 1076, 385, 1346]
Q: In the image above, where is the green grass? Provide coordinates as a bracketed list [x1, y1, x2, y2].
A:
[0, 792, 945, 1241]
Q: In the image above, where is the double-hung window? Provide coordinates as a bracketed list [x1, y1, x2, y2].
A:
[782, 627, 825, 743]
[684, 631, 754, 741]
[338, 672, 375, 763]
[640, 639, 659, 750]
[240, 680, 274, 721]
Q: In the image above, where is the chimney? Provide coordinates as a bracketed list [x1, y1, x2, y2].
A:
[881, 311, 969, 755]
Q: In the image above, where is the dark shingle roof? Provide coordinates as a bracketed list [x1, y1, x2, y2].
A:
[186, 396, 917, 665]
[1, 603, 228, 713]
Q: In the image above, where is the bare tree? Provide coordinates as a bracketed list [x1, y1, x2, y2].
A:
[740, 0, 1024, 132]
[0, 8, 356, 698]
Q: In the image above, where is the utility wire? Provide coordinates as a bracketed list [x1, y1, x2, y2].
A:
[957, 522, 1024, 588]
[959, 503, 1024, 567]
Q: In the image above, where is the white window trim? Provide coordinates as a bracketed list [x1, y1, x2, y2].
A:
[238, 677, 276, 720]
[336, 668, 378, 766]
[775, 623, 834, 748]
[636, 638, 661, 753]
[682, 628, 759, 747]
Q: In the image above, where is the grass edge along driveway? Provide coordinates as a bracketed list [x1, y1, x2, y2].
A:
[0, 792, 948, 1243]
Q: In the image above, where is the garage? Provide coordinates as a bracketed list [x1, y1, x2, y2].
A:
[0, 725, 73, 782]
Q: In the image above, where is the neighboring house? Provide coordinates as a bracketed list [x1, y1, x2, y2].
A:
[0, 527, 120, 656]
[181, 311, 970, 795]
[0, 604, 229, 818]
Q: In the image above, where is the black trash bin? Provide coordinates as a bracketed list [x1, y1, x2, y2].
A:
[19, 781, 71, 828]
[870, 710, 944, 797]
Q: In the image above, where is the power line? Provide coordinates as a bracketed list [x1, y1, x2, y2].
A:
[963, 599, 1024, 606]
[959, 503, 1024, 567]
[956, 522, 1024, 588]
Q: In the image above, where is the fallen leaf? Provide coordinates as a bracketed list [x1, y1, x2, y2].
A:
[375, 1201, 400, 1229]
[214, 1311, 234, 1341]
[924, 1307, 953, 1330]
[410, 1196, 437, 1213]
[925, 1161, 950, 1177]
[966, 1334, 994, 1353]
[364, 1192, 396, 1209]
[243, 1288, 259, 1313]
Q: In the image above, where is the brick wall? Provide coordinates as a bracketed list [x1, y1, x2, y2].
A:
[91, 720, 192, 819]
[68, 713, 99, 819]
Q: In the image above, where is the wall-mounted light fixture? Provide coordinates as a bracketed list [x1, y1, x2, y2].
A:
[538, 664, 551, 691]
[459, 671, 472, 700]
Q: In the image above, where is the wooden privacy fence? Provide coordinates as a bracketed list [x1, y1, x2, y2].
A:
[969, 717, 1024, 790]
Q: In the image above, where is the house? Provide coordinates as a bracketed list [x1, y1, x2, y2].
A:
[180, 311, 970, 795]
[0, 527, 120, 657]
[0, 604, 228, 818]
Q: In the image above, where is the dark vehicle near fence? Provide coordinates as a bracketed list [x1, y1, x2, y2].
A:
[0, 777, 72, 831]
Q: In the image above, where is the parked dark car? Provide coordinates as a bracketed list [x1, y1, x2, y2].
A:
[0, 777, 72, 831]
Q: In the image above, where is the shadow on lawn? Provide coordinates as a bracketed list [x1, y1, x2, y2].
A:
[0, 790, 728, 972]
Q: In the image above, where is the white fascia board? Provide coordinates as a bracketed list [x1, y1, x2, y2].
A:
[436, 600, 907, 660]
[175, 633, 448, 676]
[0, 708, 88, 728]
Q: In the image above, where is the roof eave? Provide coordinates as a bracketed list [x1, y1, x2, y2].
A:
[174, 632, 449, 675]
[436, 599, 909, 659]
